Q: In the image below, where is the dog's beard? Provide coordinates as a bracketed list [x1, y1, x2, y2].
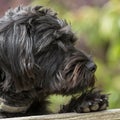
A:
[54, 52, 96, 94]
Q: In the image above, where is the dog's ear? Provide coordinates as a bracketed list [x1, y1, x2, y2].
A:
[14, 24, 35, 92]
[0, 6, 44, 92]
[0, 22, 36, 92]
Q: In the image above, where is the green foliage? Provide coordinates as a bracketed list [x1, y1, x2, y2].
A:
[32, 0, 120, 109]
[47, 95, 71, 113]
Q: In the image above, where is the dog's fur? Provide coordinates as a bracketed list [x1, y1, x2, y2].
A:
[0, 6, 108, 118]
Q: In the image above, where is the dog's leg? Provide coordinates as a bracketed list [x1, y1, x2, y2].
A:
[0, 99, 50, 118]
[59, 89, 109, 113]
[0, 98, 33, 118]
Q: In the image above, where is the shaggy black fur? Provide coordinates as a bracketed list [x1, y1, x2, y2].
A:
[0, 6, 108, 118]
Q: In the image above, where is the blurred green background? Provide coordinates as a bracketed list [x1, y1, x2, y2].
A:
[31, 0, 120, 112]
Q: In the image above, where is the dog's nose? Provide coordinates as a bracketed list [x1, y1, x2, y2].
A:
[85, 62, 97, 73]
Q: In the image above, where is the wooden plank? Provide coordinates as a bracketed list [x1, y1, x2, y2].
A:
[1, 109, 120, 120]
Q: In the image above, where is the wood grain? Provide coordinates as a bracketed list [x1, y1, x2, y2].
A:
[1, 109, 120, 120]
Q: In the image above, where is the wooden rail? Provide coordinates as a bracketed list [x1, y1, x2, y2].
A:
[1, 109, 120, 120]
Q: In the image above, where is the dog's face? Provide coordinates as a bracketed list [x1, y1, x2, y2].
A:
[0, 6, 97, 94]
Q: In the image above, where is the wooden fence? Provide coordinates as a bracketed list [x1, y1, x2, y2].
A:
[1, 109, 120, 120]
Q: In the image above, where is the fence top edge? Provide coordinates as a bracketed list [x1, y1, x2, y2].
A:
[1, 109, 120, 120]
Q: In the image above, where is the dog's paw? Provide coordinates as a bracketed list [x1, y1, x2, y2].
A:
[75, 93, 108, 113]
[59, 89, 109, 113]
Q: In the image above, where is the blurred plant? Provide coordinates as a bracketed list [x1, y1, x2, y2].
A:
[32, 0, 120, 109]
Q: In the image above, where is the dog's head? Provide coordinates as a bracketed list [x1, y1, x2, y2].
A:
[0, 6, 96, 94]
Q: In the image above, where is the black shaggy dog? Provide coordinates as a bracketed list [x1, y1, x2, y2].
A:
[0, 6, 108, 118]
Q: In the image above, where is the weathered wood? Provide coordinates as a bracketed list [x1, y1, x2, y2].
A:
[1, 109, 120, 120]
